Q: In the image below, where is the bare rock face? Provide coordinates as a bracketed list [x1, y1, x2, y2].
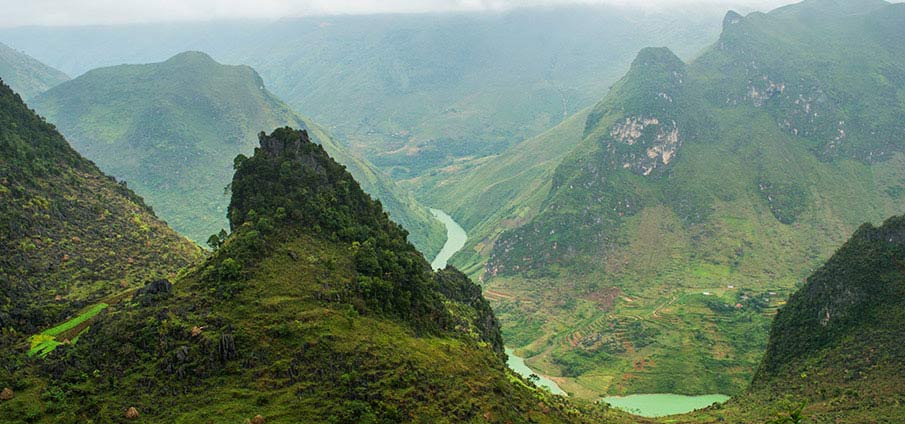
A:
[258, 128, 310, 159]
[0, 387, 13, 400]
[125, 406, 139, 419]
[139, 279, 172, 295]
[218, 332, 237, 362]
[133, 278, 174, 305]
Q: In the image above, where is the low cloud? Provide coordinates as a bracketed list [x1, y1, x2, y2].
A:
[0, 0, 806, 27]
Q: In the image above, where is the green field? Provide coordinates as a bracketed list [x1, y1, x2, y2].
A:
[28, 303, 108, 358]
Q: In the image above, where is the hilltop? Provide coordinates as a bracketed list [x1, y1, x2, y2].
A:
[31, 51, 444, 255]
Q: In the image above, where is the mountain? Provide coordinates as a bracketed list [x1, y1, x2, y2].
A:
[0, 42, 69, 100]
[684, 215, 905, 422]
[470, 0, 905, 398]
[422, 107, 592, 277]
[0, 127, 638, 423]
[0, 79, 199, 341]
[0, 6, 726, 180]
[30, 52, 444, 256]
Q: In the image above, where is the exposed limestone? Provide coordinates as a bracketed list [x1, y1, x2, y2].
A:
[610, 116, 681, 176]
[610, 116, 660, 145]
[748, 77, 785, 107]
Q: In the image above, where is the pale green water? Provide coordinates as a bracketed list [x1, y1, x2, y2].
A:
[601, 393, 730, 417]
[505, 348, 567, 396]
[429, 208, 467, 270]
[430, 209, 722, 411]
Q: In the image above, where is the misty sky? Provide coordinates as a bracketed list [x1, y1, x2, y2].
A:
[0, 0, 803, 27]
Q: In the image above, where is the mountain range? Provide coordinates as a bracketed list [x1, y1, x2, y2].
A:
[30, 51, 445, 255]
[438, 0, 905, 398]
[1, 0, 904, 421]
[0, 6, 727, 180]
[0, 89, 635, 422]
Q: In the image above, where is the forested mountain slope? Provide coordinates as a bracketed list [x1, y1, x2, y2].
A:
[682, 215, 905, 422]
[0, 127, 638, 423]
[0, 79, 199, 344]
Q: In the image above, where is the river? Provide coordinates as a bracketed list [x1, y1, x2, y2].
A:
[505, 348, 567, 395]
[429, 208, 729, 415]
[430, 209, 565, 395]
[429, 208, 467, 270]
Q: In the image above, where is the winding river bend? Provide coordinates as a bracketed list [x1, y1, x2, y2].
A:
[430, 209, 566, 396]
[429, 209, 729, 415]
[429, 208, 467, 270]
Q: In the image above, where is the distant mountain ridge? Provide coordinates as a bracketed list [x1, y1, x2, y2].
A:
[0, 42, 68, 99]
[31, 51, 445, 255]
[0, 6, 727, 181]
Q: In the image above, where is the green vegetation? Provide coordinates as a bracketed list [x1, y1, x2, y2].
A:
[31, 51, 444, 256]
[682, 215, 905, 422]
[0, 6, 726, 182]
[442, 0, 905, 398]
[0, 79, 199, 343]
[0, 42, 68, 100]
[423, 108, 592, 278]
[27, 303, 108, 358]
[0, 126, 644, 423]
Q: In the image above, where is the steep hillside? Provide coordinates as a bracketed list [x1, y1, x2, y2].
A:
[0, 42, 68, 100]
[31, 51, 443, 256]
[481, 0, 905, 398]
[422, 107, 592, 277]
[0, 128, 638, 423]
[0, 6, 726, 180]
[682, 215, 905, 422]
[0, 79, 199, 341]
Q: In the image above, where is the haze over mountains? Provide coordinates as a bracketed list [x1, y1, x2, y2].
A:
[1, 0, 904, 422]
[0, 42, 68, 100]
[29, 51, 445, 255]
[0, 5, 728, 180]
